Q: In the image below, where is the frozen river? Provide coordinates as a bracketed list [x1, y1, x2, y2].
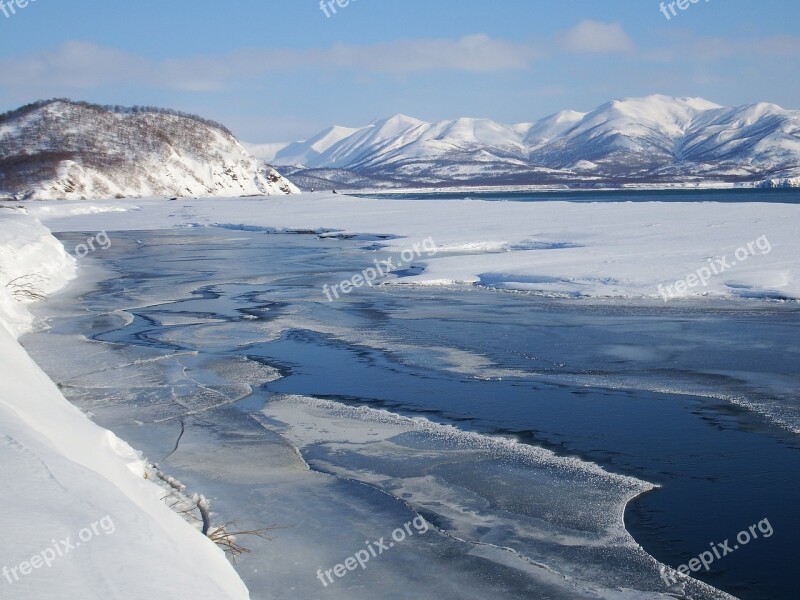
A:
[23, 227, 800, 600]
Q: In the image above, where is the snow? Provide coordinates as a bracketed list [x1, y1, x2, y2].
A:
[0, 100, 299, 201]
[524, 109, 586, 148]
[259, 95, 800, 186]
[2, 190, 797, 598]
[27, 193, 800, 302]
[0, 211, 76, 337]
[0, 208, 249, 599]
[241, 142, 291, 163]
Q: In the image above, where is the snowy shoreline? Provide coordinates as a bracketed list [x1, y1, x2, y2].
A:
[346, 180, 764, 195]
[0, 209, 249, 599]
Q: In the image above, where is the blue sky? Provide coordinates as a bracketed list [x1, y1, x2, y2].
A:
[1, 0, 799, 141]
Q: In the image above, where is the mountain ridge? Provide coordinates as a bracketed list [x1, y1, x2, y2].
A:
[250, 95, 800, 189]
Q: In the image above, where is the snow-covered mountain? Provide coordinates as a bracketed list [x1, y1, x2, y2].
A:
[257, 95, 800, 188]
[0, 99, 299, 200]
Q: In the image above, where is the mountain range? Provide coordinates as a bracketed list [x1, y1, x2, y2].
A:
[0, 100, 298, 200]
[247, 95, 800, 189]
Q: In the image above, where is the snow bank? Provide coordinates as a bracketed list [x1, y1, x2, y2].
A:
[0, 210, 76, 337]
[0, 209, 249, 599]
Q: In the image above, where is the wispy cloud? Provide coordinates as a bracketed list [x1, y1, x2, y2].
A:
[558, 20, 635, 54]
[315, 35, 541, 73]
[0, 22, 640, 94]
[642, 31, 800, 64]
[1, 25, 798, 103]
[0, 42, 150, 89]
[0, 35, 542, 95]
[749, 35, 800, 56]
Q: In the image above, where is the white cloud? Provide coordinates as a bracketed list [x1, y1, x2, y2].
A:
[0, 35, 542, 95]
[0, 23, 640, 97]
[750, 35, 800, 56]
[558, 20, 634, 54]
[0, 42, 149, 89]
[316, 35, 540, 73]
[641, 32, 800, 64]
[2, 25, 796, 104]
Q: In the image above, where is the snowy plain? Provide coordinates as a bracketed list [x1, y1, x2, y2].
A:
[27, 192, 800, 302]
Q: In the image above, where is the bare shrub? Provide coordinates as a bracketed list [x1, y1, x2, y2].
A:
[4, 274, 47, 302]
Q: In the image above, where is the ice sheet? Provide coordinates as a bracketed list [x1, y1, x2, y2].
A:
[262, 394, 734, 599]
[29, 193, 800, 302]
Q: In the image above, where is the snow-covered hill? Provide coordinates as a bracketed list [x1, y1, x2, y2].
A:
[0, 99, 299, 200]
[257, 95, 800, 188]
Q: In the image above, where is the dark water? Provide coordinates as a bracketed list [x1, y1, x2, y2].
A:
[354, 187, 800, 204]
[249, 304, 800, 600]
[27, 228, 800, 600]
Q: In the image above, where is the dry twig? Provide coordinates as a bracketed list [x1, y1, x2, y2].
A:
[4, 274, 47, 302]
